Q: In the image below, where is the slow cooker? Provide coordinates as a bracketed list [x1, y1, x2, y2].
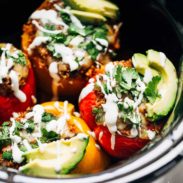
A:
[0, 0, 182, 182]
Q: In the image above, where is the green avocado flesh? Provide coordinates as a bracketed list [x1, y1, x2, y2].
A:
[20, 134, 89, 177]
[64, 0, 119, 20]
[132, 49, 178, 121]
[70, 10, 107, 24]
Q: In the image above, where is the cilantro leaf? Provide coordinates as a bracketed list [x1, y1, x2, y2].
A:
[26, 120, 35, 133]
[85, 42, 99, 60]
[2, 151, 12, 161]
[93, 26, 108, 40]
[92, 107, 104, 123]
[0, 122, 11, 148]
[41, 128, 59, 143]
[144, 76, 161, 103]
[60, 11, 72, 24]
[13, 52, 26, 66]
[114, 66, 139, 92]
[42, 112, 55, 123]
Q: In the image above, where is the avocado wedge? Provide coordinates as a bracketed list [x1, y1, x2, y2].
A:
[64, 0, 119, 20]
[70, 10, 107, 24]
[20, 133, 89, 177]
[132, 50, 178, 121]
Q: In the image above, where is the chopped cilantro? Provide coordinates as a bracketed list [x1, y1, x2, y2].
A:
[85, 42, 99, 60]
[41, 128, 59, 143]
[93, 26, 108, 40]
[19, 145, 27, 152]
[144, 76, 161, 103]
[68, 24, 85, 36]
[51, 33, 66, 43]
[92, 107, 104, 123]
[42, 112, 55, 123]
[60, 11, 72, 24]
[26, 120, 35, 133]
[13, 122, 24, 136]
[2, 151, 12, 161]
[13, 52, 26, 66]
[44, 24, 56, 30]
[114, 66, 140, 93]
[0, 122, 11, 148]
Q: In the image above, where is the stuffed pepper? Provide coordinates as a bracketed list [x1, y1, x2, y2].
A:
[22, 0, 121, 101]
[0, 101, 109, 177]
[79, 50, 178, 159]
[0, 43, 35, 123]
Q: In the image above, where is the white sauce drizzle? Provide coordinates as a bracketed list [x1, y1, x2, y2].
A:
[78, 83, 94, 102]
[28, 36, 50, 54]
[22, 139, 32, 151]
[53, 44, 78, 71]
[147, 130, 156, 140]
[12, 143, 24, 163]
[48, 62, 60, 101]
[0, 44, 27, 102]
[9, 70, 26, 102]
[32, 20, 62, 35]
[69, 35, 84, 47]
[95, 38, 109, 48]
[30, 9, 68, 28]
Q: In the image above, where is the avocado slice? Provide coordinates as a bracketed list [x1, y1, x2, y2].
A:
[132, 50, 178, 121]
[70, 10, 107, 24]
[20, 133, 89, 177]
[64, 0, 119, 20]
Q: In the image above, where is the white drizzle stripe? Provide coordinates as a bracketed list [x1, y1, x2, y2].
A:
[32, 20, 63, 35]
[9, 70, 27, 102]
[30, 9, 68, 28]
[28, 36, 51, 54]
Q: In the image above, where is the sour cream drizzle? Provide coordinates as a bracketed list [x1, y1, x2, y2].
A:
[0, 44, 27, 102]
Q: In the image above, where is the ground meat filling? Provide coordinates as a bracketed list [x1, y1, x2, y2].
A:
[23, 0, 121, 79]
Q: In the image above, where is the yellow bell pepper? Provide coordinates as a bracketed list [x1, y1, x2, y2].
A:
[41, 101, 110, 174]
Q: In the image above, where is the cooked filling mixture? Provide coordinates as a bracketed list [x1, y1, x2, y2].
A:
[24, 0, 121, 78]
[0, 44, 29, 102]
[79, 50, 178, 150]
[0, 102, 89, 175]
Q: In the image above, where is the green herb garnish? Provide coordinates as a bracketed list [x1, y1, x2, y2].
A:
[144, 76, 161, 103]
[26, 120, 35, 133]
[42, 112, 55, 123]
[2, 151, 12, 161]
[41, 128, 59, 143]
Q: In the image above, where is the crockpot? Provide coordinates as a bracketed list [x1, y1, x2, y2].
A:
[0, 0, 182, 182]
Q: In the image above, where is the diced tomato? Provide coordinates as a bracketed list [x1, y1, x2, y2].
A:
[0, 67, 36, 123]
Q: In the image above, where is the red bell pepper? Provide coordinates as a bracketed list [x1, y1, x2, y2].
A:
[79, 90, 150, 159]
[0, 67, 35, 123]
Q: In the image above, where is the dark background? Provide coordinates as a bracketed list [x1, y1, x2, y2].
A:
[0, 0, 182, 61]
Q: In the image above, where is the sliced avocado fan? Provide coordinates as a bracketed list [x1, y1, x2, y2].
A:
[132, 49, 178, 121]
[20, 133, 89, 177]
[64, 0, 119, 20]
